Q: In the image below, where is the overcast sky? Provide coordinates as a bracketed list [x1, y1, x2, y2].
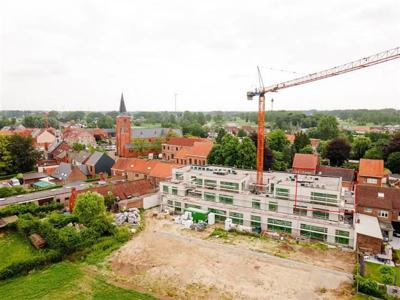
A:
[0, 0, 399, 112]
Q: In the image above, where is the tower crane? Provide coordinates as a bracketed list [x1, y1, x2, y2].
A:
[247, 46, 400, 190]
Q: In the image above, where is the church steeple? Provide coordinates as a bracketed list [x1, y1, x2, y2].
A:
[119, 93, 127, 114]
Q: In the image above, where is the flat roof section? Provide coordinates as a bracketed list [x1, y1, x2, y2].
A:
[355, 213, 383, 240]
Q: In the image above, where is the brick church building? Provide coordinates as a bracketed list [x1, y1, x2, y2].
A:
[116, 94, 132, 157]
[115, 94, 182, 158]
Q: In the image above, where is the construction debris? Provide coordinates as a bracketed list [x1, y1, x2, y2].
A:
[115, 208, 141, 226]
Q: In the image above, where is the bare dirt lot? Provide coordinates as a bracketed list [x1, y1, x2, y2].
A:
[108, 211, 355, 299]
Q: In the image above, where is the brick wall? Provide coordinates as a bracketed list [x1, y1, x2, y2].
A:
[357, 233, 383, 254]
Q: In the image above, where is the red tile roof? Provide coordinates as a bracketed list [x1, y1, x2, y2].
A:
[112, 158, 179, 179]
[292, 153, 319, 171]
[318, 166, 355, 182]
[176, 141, 213, 159]
[78, 179, 155, 200]
[356, 185, 400, 210]
[359, 159, 384, 178]
[165, 137, 206, 147]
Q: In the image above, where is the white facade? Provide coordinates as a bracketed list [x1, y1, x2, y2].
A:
[160, 165, 355, 248]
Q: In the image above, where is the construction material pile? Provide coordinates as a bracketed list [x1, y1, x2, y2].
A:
[190, 221, 207, 232]
[115, 208, 141, 225]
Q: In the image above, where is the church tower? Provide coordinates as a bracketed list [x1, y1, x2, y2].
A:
[116, 93, 132, 157]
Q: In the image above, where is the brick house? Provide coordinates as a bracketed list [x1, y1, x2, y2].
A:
[85, 151, 115, 177]
[162, 137, 209, 161]
[292, 153, 320, 175]
[355, 184, 400, 240]
[111, 158, 180, 187]
[175, 141, 213, 166]
[63, 128, 97, 147]
[357, 159, 386, 186]
[354, 213, 384, 254]
[51, 162, 89, 184]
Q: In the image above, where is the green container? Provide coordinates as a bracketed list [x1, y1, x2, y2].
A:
[184, 207, 209, 223]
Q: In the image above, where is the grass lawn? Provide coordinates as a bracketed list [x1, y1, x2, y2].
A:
[0, 261, 157, 300]
[0, 230, 40, 269]
[364, 261, 400, 286]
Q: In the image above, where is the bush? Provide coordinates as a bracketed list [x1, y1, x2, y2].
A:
[0, 186, 26, 198]
[0, 202, 63, 218]
[16, 214, 40, 236]
[0, 250, 62, 280]
[355, 275, 385, 298]
[48, 212, 79, 228]
[381, 274, 394, 285]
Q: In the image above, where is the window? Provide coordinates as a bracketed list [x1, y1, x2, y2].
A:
[276, 187, 289, 199]
[252, 199, 261, 209]
[175, 201, 182, 213]
[204, 192, 216, 202]
[171, 154, 174, 159]
[172, 187, 178, 195]
[195, 178, 203, 186]
[176, 147, 178, 151]
[208, 208, 227, 222]
[300, 224, 327, 241]
[251, 215, 262, 232]
[267, 218, 292, 234]
[366, 178, 378, 184]
[312, 210, 329, 220]
[220, 181, 239, 191]
[270, 183, 275, 193]
[364, 208, 372, 213]
[167, 200, 173, 206]
[175, 173, 183, 180]
[335, 230, 349, 245]
[293, 206, 307, 216]
[310, 192, 338, 206]
[204, 179, 217, 188]
[163, 185, 169, 193]
[379, 210, 389, 218]
[219, 194, 234, 205]
[268, 202, 278, 212]
[184, 203, 201, 209]
[229, 212, 243, 225]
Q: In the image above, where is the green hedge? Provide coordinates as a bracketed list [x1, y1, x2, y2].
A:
[355, 275, 385, 298]
[0, 202, 63, 218]
[0, 250, 62, 280]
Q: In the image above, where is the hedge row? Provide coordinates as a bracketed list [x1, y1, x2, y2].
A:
[0, 249, 62, 280]
[0, 202, 63, 218]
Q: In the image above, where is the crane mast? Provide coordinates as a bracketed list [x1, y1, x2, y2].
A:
[247, 46, 400, 190]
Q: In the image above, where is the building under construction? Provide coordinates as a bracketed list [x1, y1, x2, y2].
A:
[160, 165, 355, 247]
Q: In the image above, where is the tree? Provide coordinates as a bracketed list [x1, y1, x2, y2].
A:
[132, 139, 150, 156]
[326, 138, 351, 166]
[97, 115, 114, 129]
[182, 123, 207, 138]
[8, 135, 41, 173]
[215, 128, 227, 143]
[271, 151, 288, 171]
[73, 192, 106, 226]
[317, 140, 328, 159]
[236, 137, 256, 169]
[293, 132, 310, 153]
[72, 143, 85, 151]
[207, 144, 223, 165]
[221, 135, 239, 166]
[237, 128, 247, 138]
[351, 136, 372, 159]
[315, 115, 339, 140]
[384, 133, 400, 159]
[364, 147, 383, 159]
[0, 135, 12, 175]
[386, 152, 400, 173]
[300, 145, 314, 154]
[267, 129, 289, 152]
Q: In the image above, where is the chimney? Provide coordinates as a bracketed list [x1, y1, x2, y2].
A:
[69, 187, 78, 212]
